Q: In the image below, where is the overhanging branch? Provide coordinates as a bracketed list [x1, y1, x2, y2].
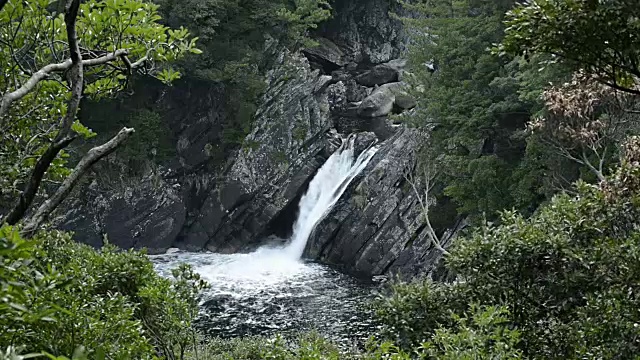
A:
[4, 136, 76, 225]
[0, 49, 129, 122]
[4, 0, 83, 227]
[22, 127, 135, 236]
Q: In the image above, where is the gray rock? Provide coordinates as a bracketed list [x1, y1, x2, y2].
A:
[358, 82, 416, 117]
[180, 50, 337, 253]
[384, 59, 408, 71]
[358, 82, 404, 117]
[355, 64, 399, 87]
[394, 92, 417, 110]
[304, 128, 452, 278]
[318, 0, 407, 64]
[58, 174, 186, 255]
[302, 37, 347, 71]
[345, 80, 369, 102]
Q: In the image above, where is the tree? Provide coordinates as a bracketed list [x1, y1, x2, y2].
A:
[0, 225, 208, 359]
[375, 137, 640, 358]
[529, 71, 639, 183]
[499, 0, 640, 96]
[398, 0, 558, 218]
[0, 0, 199, 233]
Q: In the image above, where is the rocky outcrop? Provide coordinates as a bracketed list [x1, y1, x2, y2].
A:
[176, 51, 338, 253]
[303, 128, 452, 278]
[57, 0, 451, 279]
[59, 174, 185, 254]
[318, 0, 407, 64]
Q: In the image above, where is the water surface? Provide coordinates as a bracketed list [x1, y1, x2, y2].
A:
[152, 250, 379, 344]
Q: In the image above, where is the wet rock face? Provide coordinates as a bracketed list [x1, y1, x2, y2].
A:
[178, 50, 336, 253]
[57, 0, 448, 279]
[58, 174, 186, 255]
[304, 128, 451, 278]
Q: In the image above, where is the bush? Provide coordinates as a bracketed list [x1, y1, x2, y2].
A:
[374, 138, 640, 359]
[0, 226, 206, 359]
[188, 333, 349, 360]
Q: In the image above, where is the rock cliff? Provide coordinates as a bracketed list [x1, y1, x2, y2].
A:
[58, 0, 455, 278]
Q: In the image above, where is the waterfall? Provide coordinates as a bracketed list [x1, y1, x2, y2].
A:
[284, 136, 379, 259]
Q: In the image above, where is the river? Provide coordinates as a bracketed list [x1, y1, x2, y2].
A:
[151, 136, 381, 343]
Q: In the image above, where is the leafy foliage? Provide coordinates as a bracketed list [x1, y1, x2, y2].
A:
[0, 227, 206, 360]
[375, 138, 640, 358]
[499, 0, 640, 95]
[0, 0, 198, 214]
[399, 0, 572, 219]
[151, 0, 331, 148]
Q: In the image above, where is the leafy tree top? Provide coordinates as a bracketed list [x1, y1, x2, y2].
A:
[499, 0, 640, 95]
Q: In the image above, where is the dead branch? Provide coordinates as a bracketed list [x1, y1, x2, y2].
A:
[405, 159, 450, 256]
[22, 127, 135, 235]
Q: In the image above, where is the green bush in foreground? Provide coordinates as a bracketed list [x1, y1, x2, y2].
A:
[375, 138, 640, 359]
[187, 306, 521, 360]
[0, 226, 206, 360]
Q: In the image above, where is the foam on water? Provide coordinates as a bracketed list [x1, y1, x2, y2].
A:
[284, 136, 378, 259]
[151, 137, 379, 340]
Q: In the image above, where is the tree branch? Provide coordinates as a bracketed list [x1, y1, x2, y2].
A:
[405, 160, 450, 256]
[598, 79, 640, 96]
[580, 149, 606, 182]
[22, 127, 135, 236]
[4, 136, 76, 225]
[57, 0, 82, 139]
[4, 0, 83, 226]
[0, 49, 129, 123]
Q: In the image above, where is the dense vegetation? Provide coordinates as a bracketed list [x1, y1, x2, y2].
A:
[2, 0, 640, 358]
[1, 226, 207, 359]
[372, 0, 640, 358]
[78, 0, 332, 175]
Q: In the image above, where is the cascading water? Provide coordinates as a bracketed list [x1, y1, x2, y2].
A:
[151, 136, 379, 341]
[284, 136, 378, 259]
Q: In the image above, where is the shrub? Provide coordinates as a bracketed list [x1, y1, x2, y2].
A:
[0, 226, 206, 359]
[374, 138, 640, 359]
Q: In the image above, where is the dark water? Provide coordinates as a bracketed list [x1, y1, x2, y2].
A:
[151, 249, 380, 345]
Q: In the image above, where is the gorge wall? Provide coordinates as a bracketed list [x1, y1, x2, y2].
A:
[58, 0, 455, 278]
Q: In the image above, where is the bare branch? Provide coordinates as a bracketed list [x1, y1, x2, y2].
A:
[580, 149, 606, 182]
[22, 127, 135, 236]
[405, 160, 450, 256]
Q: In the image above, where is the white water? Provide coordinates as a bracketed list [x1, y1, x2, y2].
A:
[151, 136, 379, 338]
[284, 136, 378, 259]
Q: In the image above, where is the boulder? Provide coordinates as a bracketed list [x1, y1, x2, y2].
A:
[358, 82, 404, 117]
[355, 64, 399, 87]
[358, 82, 416, 117]
[394, 91, 417, 110]
[302, 37, 347, 72]
[384, 58, 407, 71]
